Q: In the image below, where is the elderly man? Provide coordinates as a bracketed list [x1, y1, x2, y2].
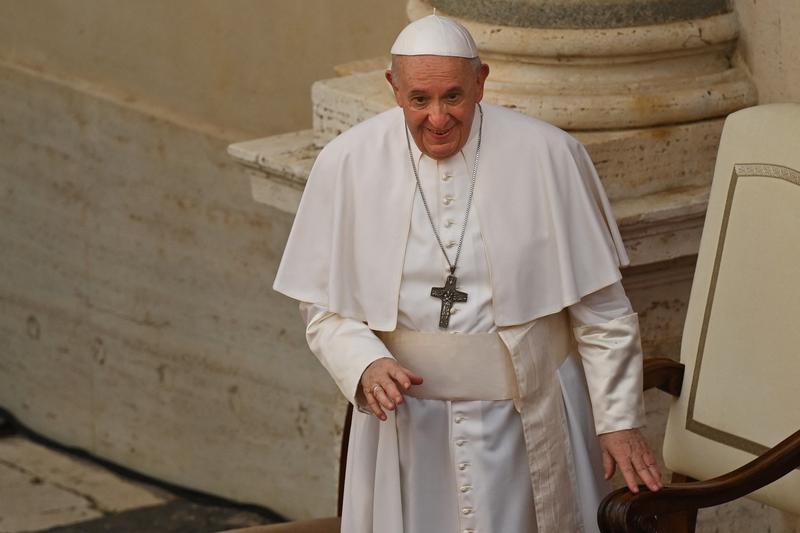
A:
[274, 14, 661, 533]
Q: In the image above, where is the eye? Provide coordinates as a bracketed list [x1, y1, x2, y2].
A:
[410, 96, 427, 106]
[445, 93, 461, 103]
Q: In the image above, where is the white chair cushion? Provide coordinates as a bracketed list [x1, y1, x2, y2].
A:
[663, 104, 800, 514]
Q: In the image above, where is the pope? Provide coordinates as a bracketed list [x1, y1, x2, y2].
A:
[274, 13, 662, 533]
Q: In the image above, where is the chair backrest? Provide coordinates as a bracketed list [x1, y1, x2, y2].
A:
[662, 104, 800, 514]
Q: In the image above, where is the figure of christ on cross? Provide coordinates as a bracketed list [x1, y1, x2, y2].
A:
[430, 274, 468, 328]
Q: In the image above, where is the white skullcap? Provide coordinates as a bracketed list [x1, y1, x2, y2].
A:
[390, 14, 479, 58]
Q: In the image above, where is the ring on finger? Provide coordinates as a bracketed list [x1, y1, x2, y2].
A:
[372, 384, 383, 395]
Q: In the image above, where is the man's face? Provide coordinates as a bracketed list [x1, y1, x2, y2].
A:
[386, 55, 490, 161]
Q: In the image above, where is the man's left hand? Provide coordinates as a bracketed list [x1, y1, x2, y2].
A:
[597, 428, 663, 493]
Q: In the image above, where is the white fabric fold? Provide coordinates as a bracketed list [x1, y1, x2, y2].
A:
[573, 312, 646, 435]
[274, 103, 629, 331]
[299, 301, 392, 409]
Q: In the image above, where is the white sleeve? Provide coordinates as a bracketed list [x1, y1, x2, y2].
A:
[568, 281, 646, 435]
[299, 301, 394, 412]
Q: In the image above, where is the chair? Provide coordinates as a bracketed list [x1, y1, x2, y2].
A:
[598, 104, 800, 532]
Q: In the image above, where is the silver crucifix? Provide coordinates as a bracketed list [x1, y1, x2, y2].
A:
[431, 274, 468, 329]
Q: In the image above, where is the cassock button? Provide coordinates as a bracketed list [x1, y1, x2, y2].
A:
[442, 195, 454, 206]
[458, 462, 470, 471]
[456, 439, 467, 447]
[441, 172, 453, 182]
[445, 240, 456, 249]
[444, 218, 456, 228]
[462, 507, 473, 516]
[449, 307, 458, 315]
[460, 485, 472, 493]
[455, 415, 466, 423]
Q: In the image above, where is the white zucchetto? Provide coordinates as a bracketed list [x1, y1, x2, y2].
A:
[390, 14, 479, 58]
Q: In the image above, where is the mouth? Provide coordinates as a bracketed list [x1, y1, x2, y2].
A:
[426, 126, 454, 140]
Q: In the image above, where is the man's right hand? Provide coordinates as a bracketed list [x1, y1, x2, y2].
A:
[360, 357, 423, 421]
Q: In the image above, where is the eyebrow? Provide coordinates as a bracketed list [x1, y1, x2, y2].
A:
[407, 86, 465, 96]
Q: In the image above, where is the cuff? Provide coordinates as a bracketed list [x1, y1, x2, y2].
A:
[573, 312, 646, 435]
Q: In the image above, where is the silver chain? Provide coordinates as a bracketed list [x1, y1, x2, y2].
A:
[404, 104, 483, 275]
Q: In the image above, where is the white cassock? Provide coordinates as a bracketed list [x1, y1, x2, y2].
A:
[275, 103, 646, 533]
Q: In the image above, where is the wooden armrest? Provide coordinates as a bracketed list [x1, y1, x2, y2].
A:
[598, 429, 800, 533]
[643, 358, 684, 397]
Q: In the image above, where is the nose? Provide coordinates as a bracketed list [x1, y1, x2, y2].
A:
[427, 103, 450, 129]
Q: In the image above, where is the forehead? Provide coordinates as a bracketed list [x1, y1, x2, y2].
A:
[393, 55, 475, 89]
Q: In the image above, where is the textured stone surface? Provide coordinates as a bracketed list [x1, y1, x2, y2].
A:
[431, 0, 730, 28]
[409, 1, 742, 58]
[733, 0, 800, 104]
[0, 456, 102, 532]
[0, 436, 168, 532]
[0, 437, 167, 515]
[0, 1, 406, 138]
[0, 58, 343, 519]
[40, 500, 274, 533]
[0, 435, 281, 533]
[311, 64, 755, 131]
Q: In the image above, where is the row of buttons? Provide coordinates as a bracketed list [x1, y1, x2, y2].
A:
[453, 410, 475, 531]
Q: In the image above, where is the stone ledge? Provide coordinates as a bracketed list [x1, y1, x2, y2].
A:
[429, 0, 730, 30]
[312, 68, 754, 135]
[409, 0, 739, 57]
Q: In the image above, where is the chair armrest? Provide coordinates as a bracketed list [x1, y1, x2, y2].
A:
[642, 358, 684, 397]
[598, 429, 800, 533]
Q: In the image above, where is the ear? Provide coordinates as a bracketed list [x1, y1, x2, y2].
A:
[475, 62, 490, 102]
[385, 69, 403, 106]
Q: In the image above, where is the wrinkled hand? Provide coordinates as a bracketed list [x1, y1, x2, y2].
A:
[598, 428, 663, 493]
[360, 357, 423, 421]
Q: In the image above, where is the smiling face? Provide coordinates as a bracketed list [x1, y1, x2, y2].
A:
[386, 55, 490, 160]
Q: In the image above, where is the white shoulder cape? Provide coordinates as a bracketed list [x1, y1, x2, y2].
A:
[273, 103, 628, 330]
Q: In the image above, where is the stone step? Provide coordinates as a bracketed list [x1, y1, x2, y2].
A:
[312, 66, 751, 139]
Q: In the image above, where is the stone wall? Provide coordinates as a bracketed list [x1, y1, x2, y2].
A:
[0, 0, 406, 138]
[734, 0, 800, 104]
[0, 0, 407, 520]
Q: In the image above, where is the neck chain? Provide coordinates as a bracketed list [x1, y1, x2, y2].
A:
[404, 104, 483, 328]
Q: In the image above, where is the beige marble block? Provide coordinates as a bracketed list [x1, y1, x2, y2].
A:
[0, 59, 343, 519]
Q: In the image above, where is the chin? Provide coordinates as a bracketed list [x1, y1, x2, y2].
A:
[423, 138, 460, 160]
[426, 146, 458, 160]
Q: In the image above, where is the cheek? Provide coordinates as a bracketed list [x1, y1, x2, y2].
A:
[402, 109, 425, 129]
[453, 109, 474, 135]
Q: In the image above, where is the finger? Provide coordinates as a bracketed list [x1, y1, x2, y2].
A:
[400, 366, 424, 385]
[602, 450, 615, 480]
[364, 390, 386, 421]
[643, 454, 663, 489]
[373, 385, 396, 411]
[392, 366, 422, 389]
[631, 454, 660, 492]
[389, 367, 413, 391]
[616, 456, 640, 493]
[648, 464, 663, 489]
[381, 378, 405, 405]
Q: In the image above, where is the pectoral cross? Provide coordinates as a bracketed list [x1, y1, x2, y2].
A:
[431, 274, 468, 329]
